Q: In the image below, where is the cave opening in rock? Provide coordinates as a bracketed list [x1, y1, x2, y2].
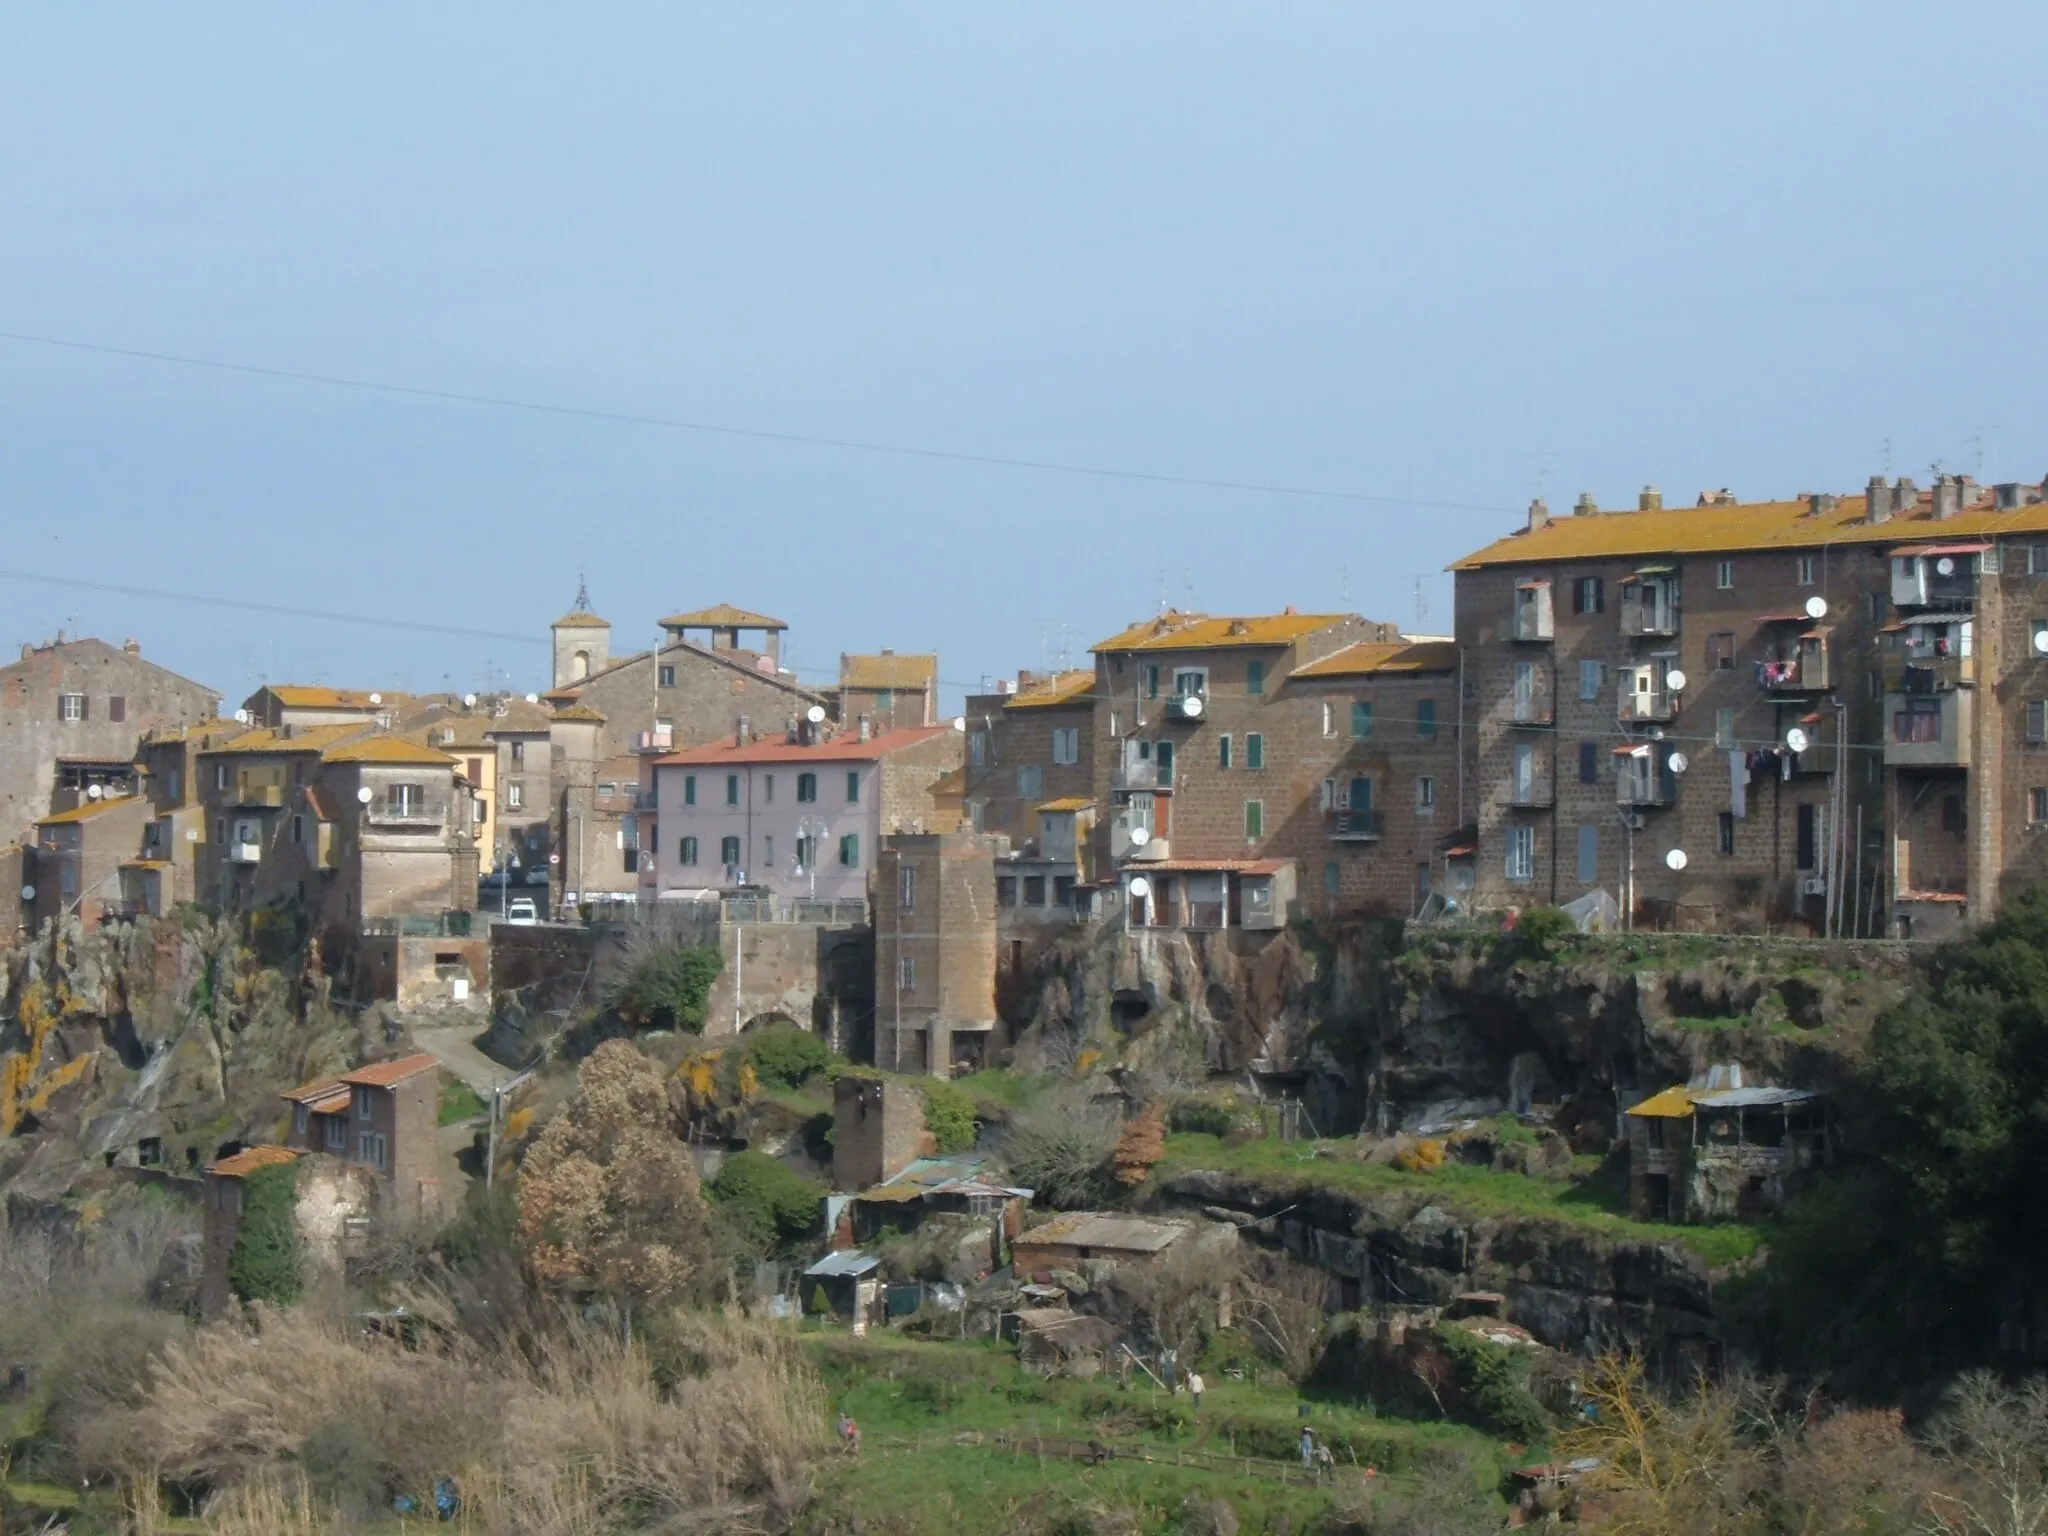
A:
[1110, 990, 1153, 1033]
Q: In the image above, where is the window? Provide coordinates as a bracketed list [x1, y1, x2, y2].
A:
[1245, 734, 1264, 770]
[763, 835, 774, 867]
[358, 1132, 388, 1171]
[1054, 875, 1075, 907]
[215, 761, 228, 791]
[466, 757, 483, 783]
[1715, 707, 1736, 751]
[2033, 788, 2048, 824]
[506, 783, 523, 810]
[1718, 811, 1736, 855]
[796, 772, 817, 802]
[971, 732, 988, 769]
[1017, 763, 1043, 798]
[510, 740, 525, 764]
[1109, 710, 1120, 738]
[295, 1104, 308, 1136]
[1155, 740, 1174, 787]
[1023, 874, 1046, 905]
[1246, 661, 1266, 696]
[1173, 668, 1207, 698]
[658, 665, 676, 687]
[1796, 554, 1817, 586]
[1244, 800, 1264, 839]
[108, 696, 126, 724]
[846, 770, 861, 804]
[1143, 665, 1160, 699]
[1868, 590, 1887, 624]
[1052, 727, 1079, 765]
[899, 956, 916, 992]
[899, 865, 916, 910]
[727, 774, 742, 805]
[1319, 777, 1336, 812]
[1579, 741, 1599, 784]
[1321, 701, 1336, 737]
[1578, 660, 1605, 700]
[1796, 804, 1820, 870]
[684, 773, 697, 806]
[1416, 699, 1437, 737]
[1416, 775, 1436, 811]
[763, 773, 775, 803]
[1571, 576, 1604, 615]
[386, 783, 423, 817]
[1942, 795, 1966, 834]
[1900, 698, 1943, 743]
[1577, 824, 1598, 885]
[679, 835, 698, 865]
[720, 834, 742, 869]
[59, 693, 84, 722]
[795, 835, 817, 871]
[2031, 544, 2048, 576]
[1217, 734, 1232, 770]
[1709, 632, 1736, 671]
[997, 875, 1017, 905]
[1506, 825, 1535, 882]
[1867, 671, 1882, 702]
[1323, 861, 1340, 899]
[214, 816, 225, 844]
[291, 814, 304, 844]
[324, 1116, 346, 1151]
[838, 833, 860, 867]
[1351, 700, 1373, 738]
[355, 1086, 374, 1118]
[2034, 620, 2048, 656]
[1716, 560, 1735, 591]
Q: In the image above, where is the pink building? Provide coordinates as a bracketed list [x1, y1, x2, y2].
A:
[644, 725, 959, 907]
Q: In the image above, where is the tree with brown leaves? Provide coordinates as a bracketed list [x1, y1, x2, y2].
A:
[1110, 1101, 1168, 1188]
[517, 1041, 709, 1322]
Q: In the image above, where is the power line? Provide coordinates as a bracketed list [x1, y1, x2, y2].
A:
[0, 329, 1516, 516]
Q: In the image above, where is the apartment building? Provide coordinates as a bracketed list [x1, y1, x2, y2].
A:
[1448, 476, 2048, 936]
[643, 724, 961, 910]
[837, 650, 939, 733]
[1087, 610, 1397, 928]
[402, 708, 498, 868]
[0, 635, 219, 844]
[873, 831, 1003, 1074]
[242, 685, 403, 731]
[280, 1052, 445, 1216]
[127, 724, 241, 913]
[962, 670, 1095, 841]
[483, 695, 554, 873]
[28, 794, 151, 927]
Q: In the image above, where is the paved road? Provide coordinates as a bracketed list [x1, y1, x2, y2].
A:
[410, 1023, 517, 1097]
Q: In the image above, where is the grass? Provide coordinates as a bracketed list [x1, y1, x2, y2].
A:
[438, 1078, 486, 1126]
[800, 1332, 1509, 1535]
[953, 1068, 1041, 1116]
[1154, 1132, 1766, 1267]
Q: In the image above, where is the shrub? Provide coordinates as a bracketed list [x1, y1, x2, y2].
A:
[1110, 1102, 1168, 1186]
[609, 942, 723, 1033]
[1508, 905, 1575, 960]
[227, 1160, 302, 1307]
[707, 1150, 824, 1255]
[1428, 1323, 1549, 1442]
[917, 1078, 978, 1153]
[999, 1092, 1119, 1208]
[1168, 1092, 1260, 1139]
[744, 1023, 835, 1089]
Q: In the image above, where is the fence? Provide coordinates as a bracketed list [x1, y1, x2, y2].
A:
[361, 912, 475, 938]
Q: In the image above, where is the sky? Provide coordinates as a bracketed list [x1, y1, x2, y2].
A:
[6, 3, 2048, 714]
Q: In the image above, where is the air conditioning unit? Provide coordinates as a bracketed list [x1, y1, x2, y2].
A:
[1799, 876, 1828, 897]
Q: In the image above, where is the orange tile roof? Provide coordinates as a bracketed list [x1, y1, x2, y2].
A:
[210, 1145, 301, 1178]
[840, 652, 937, 692]
[658, 603, 788, 631]
[282, 1072, 348, 1104]
[1005, 670, 1095, 710]
[320, 736, 459, 767]
[1035, 797, 1094, 813]
[656, 724, 951, 767]
[200, 724, 366, 756]
[259, 686, 403, 711]
[121, 858, 172, 871]
[1450, 491, 2048, 570]
[37, 795, 143, 826]
[1093, 611, 1353, 654]
[552, 609, 611, 629]
[1291, 640, 1459, 680]
[339, 1053, 441, 1088]
[550, 701, 607, 724]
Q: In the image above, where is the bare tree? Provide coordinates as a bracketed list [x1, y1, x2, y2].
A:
[1237, 1250, 1331, 1384]
[1924, 1373, 2048, 1536]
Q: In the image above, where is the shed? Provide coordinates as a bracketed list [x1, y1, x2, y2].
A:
[801, 1249, 883, 1330]
[1011, 1307, 1120, 1377]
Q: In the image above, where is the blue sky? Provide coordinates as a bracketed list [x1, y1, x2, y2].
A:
[6, 3, 2047, 711]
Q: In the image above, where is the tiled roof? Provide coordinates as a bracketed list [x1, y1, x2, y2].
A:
[200, 724, 366, 756]
[339, 1053, 441, 1088]
[551, 701, 607, 724]
[404, 714, 495, 750]
[1005, 670, 1095, 710]
[1291, 639, 1459, 680]
[552, 610, 611, 629]
[1035, 797, 1093, 813]
[840, 652, 937, 691]
[658, 603, 788, 631]
[210, 1145, 301, 1179]
[656, 725, 951, 767]
[1451, 492, 2048, 570]
[282, 1072, 348, 1104]
[321, 737, 459, 767]
[121, 858, 171, 870]
[258, 686, 401, 711]
[37, 796, 142, 826]
[1093, 611, 1353, 654]
[484, 699, 555, 734]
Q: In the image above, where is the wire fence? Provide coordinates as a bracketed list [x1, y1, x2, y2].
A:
[848, 1428, 1378, 1489]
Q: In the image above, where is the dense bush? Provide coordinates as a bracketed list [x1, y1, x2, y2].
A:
[998, 1092, 1120, 1208]
[707, 1150, 825, 1255]
[1506, 904, 1575, 960]
[917, 1079, 978, 1153]
[228, 1160, 303, 1307]
[744, 1023, 835, 1089]
[1168, 1092, 1262, 1139]
[1426, 1324, 1548, 1442]
[609, 942, 724, 1032]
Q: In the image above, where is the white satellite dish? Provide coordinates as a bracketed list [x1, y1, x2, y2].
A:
[233, 709, 252, 725]
[1181, 694, 1205, 718]
[951, 716, 966, 732]
[20, 885, 35, 903]
[2035, 630, 2048, 656]
[86, 783, 103, 800]
[1129, 825, 1151, 847]
[1664, 669, 1688, 692]
[525, 693, 540, 704]
[356, 786, 374, 804]
[805, 704, 827, 725]
[463, 693, 478, 708]
[368, 692, 383, 705]
[1935, 557, 1955, 576]
[1128, 875, 1151, 900]
[1785, 727, 1811, 754]
[1668, 751, 1689, 775]
[1805, 596, 1828, 619]
[1665, 849, 1688, 872]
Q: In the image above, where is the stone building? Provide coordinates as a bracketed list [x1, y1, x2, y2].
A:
[1624, 1066, 1827, 1223]
[874, 831, 1003, 1074]
[127, 724, 239, 913]
[242, 685, 401, 731]
[831, 1074, 932, 1189]
[28, 794, 151, 927]
[280, 1052, 446, 1217]
[554, 751, 647, 908]
[0, 635, 219, 844]
[483, 695, 556, 874]
[835, 650, 939, 733]
[199, 1145, 381, 1319]
[962, 669, 1096, 845]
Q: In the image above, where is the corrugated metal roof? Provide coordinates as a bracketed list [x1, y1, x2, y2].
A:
[804, 1249, 881, 1278]
[1696, 1087, 1817, 1109]
[1016, 1213, 1187, 1253]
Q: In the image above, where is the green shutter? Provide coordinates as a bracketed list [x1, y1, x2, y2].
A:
[684, 774, 696, 805]
[1245, 800, 1263, 839]
[1218, 735, 1232, 770]
[1351, 700, 1372, 738]
[1417, 699, 1437, 737]
[1247, 661, 1265, 695]
[1246, 733, 1264, 770]
[839, 833, 859, 867]
[846, 771, 860, 803]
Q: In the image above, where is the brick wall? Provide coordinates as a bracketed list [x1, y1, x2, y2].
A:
[877, 730, 966, 834]
[831, 1075, 929, 1190]
[875, 833, 1000, 1073]
[573, 641, 824, 762]
[962, 694, 1094, 842]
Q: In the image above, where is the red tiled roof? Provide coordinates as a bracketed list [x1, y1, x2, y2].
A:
[281, 1073, 348, 1105]
[654, 725, 951, 767]
[338, 1053, 440, 1088]
[210, 1145, 301, 1179]
[1126, 858, 1292, 874]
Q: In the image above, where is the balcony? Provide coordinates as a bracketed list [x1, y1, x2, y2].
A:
[229, 782, 284, 808]
[1885, 691, 1973, 768]
[228, 839, 262, 864]
[1113, 758, 1160, 792]
[1508, 773, 1555, 809]
[1619, 576, 1680, 637]
[1884, 654, 1974, 694]
[635, 728, 674, 753]
[364, 799, 450, 828]
[1618, 683, 1675, 723]
[1616, 745, 1678, 808]
[1511, 582, 1554, 642]
[1328, 809, 1385, 842]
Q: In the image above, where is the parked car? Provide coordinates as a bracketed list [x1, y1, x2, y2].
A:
[506, 898, 539, 925]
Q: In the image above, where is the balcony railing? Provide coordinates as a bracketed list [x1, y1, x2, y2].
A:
[1886, 655, 1973, 693]
[1509, 775, 1555, 808]
[361, 912, 476, 937]
[1328, 809, 1385, 841]
[229, 783, 284, 808]
[1113, 760, 1159, 791]
[1618, 685, 1675, 722]
[364, 800, 451, 827]
[1511, 698, 1554, 727]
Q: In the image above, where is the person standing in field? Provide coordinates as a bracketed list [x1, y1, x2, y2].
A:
[1186, 1370, 1205, 1412]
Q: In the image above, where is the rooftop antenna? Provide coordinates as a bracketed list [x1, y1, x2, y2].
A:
[1155, 568, 1168, 616]
[1414, 576, 1428, 634]
[1339, 564, 1350, 606]
[572, 571, 592, 612]
[1881, 437, 1892, 477]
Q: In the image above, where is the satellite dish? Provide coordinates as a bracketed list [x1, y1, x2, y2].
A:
[1664, 669, 1688, 692]
[1665, 849, 1688, 872]
[806, 704, 827, 724]
[463, 693, 478, 708]
[1668, 752, 1689, 775]
[356, 786, 374, 804]
[86, 783, 103, 800]
[2035, 630, 2048, 656]
[1785, 727, 1811, 754]
[233, 709, 252, 724]
[1129, 825, 1151, 847]
[1936, 557, 1955, 576]
[368, 692, 383, 705]
[20, 886, 35, 903]
[1805, 596, 1828, 619]
[1180, 694, 1205, 718]
[525, 693, 540, 704]
[1128, 876, 1151, 900]
[952, 716, 967, 732]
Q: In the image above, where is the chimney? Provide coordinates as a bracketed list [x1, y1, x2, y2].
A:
[1639, 486, 1663, 512]
[1527, 497, 1550, 532]
[1933, 475, 1963, 521]
[1574, 492, 1598, 517]
[1892, 477, 1919, 517]
[122, 638, 140, 655]
[1865, 475, 1890, 524]
[857, 714, 872, 743]
[880, 647, 894, 656]
[1806, 493, 1837, 518]
[1995, 481, 2030, 511]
